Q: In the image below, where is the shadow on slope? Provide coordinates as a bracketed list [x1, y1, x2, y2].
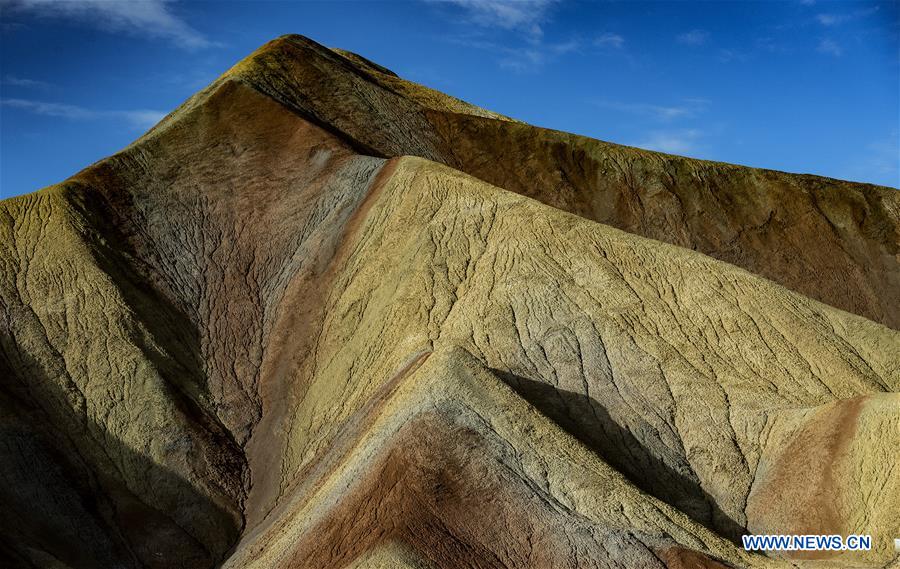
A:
[0, 185, 246, 568]
[493, 370, 746, 544]
[0, 346, 240, 569]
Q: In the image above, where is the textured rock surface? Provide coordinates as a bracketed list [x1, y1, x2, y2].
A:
[1, 34, 898, 569]
[209, 35, 900, 329]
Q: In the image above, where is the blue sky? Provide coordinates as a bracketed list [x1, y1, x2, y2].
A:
[1, 0, 898, 197]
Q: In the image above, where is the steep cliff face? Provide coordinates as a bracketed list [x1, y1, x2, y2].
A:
[0, 35, 897, 569]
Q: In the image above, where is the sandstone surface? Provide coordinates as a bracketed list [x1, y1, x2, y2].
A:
[1, 35, 898, 569]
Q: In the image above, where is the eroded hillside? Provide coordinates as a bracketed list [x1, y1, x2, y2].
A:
[1, 35, 898, 569]
[215, 35, 900, 329]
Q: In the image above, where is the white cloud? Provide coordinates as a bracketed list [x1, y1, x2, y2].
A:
[436, 0, 558, 39]
[2, 75, 51, 88]
[2, 0, 212, 49]
[2, 98, 167, 129]
[594, 98, 709, 121]
[677, 29, 710, 46]
[817, 38, 842, 56]
[594, 32, 624, 49]
[631, 129, 704, 155]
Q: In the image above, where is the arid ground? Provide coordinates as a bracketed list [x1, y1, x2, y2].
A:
[1, 35, 898, 569]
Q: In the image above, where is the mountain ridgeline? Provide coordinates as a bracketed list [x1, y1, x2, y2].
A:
[1, 35, 898, 569]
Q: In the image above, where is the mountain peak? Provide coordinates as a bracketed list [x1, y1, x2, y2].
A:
[2, 35, 898, 569]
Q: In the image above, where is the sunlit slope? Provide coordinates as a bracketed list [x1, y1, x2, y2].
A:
[223, 154, 898, 567]
[189, 34, 897, 329]
[226, 347, 769, 569]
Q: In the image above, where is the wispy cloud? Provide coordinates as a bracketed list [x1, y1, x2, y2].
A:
[815, 13, 845, 26]
[814, 6, 879, 27]
[2, 0, 213, 49]
[817, 38, 842, 56]
[1, 21, 27, 33]
[631, 129, 705, 155]
[842, 130, 899, 187]
[445, 33, 579, 72]
[866, 131, 900, 187]
[434, 0, 558, 40]
[754, 36, 784, 53]
[677, 29, 710, 46]
[1, 75, 51, 88]
[148, 68, 218, 92]
[717, 49, 749, 63]
[2, 98, 167, 129]
[498, 38, 579, 71]
[2, 99, 94, 119]
[594, 32, 624, 49]
[431, 1, 573, 71]
[594, 98, 709, 121]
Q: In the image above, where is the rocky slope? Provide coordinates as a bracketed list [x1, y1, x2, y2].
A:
[1, 35, 897, 569]
[217, 35, 900, 330]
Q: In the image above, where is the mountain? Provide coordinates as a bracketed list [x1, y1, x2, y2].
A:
[1, 34, 897, 569]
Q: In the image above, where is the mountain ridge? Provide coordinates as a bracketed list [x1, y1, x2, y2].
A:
[1, 34, 898, 569]
[70, 34, 900, 329]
